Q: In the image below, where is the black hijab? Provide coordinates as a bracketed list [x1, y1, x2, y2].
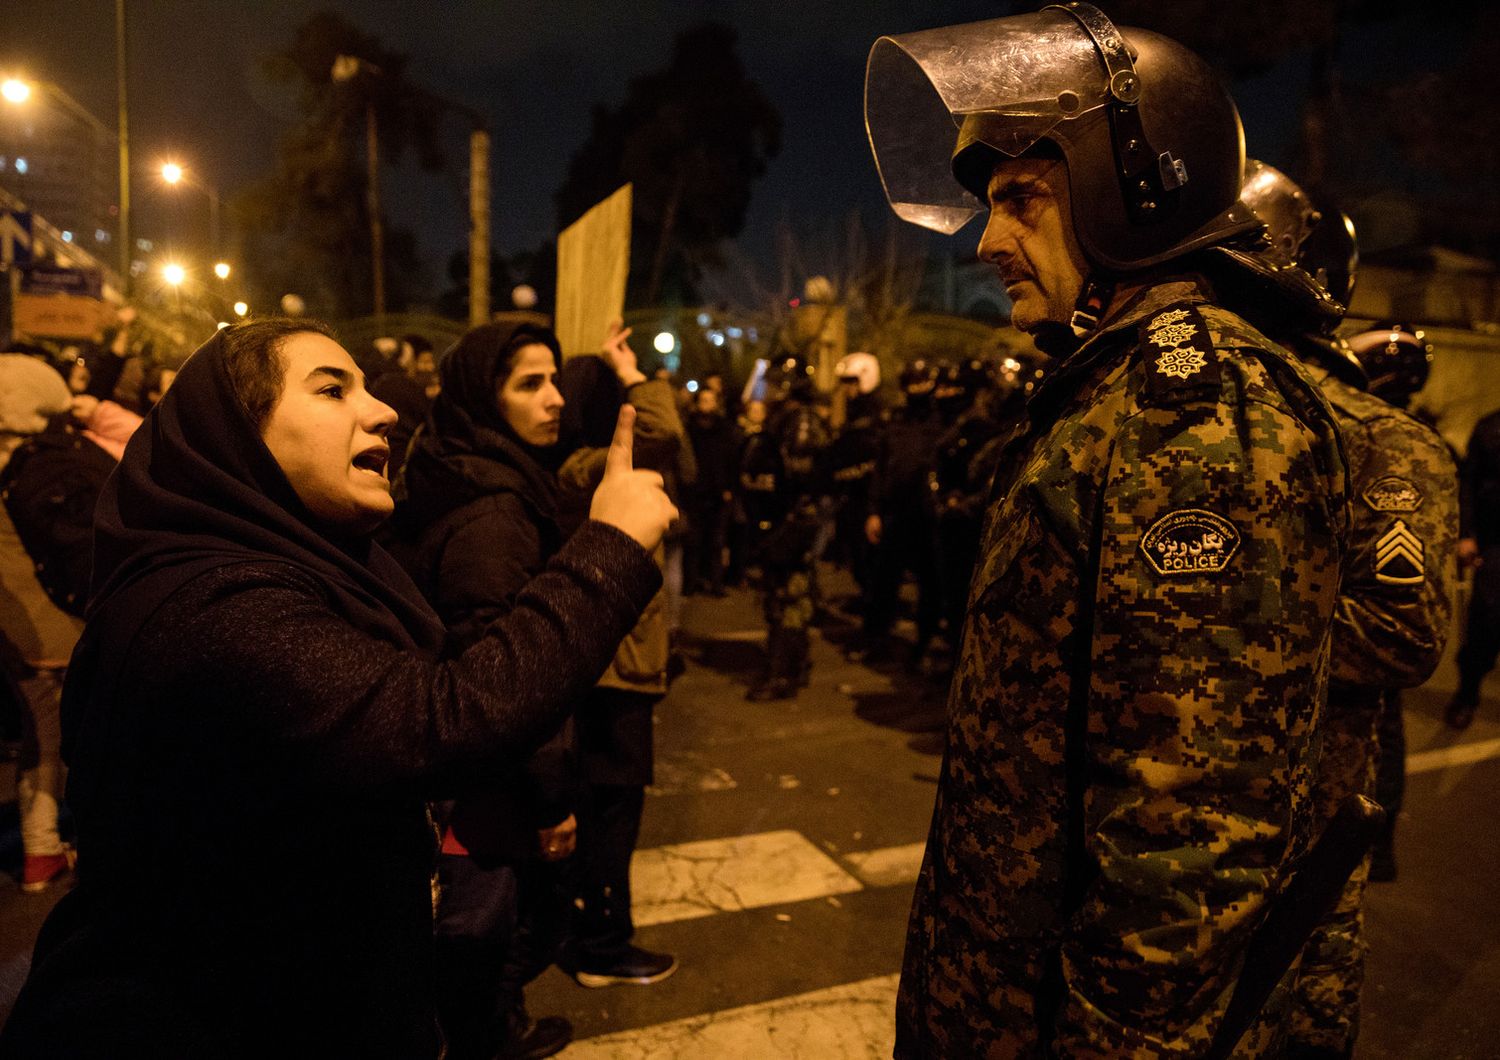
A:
[86, 325, 445, 656]
[400, 321, 564, 529]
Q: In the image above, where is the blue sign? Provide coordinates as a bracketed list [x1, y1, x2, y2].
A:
[21, 264, 103, 299]
[0, 210, 32, 266]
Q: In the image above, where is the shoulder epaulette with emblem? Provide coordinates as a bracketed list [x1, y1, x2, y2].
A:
[1139, 302, 1220, 403]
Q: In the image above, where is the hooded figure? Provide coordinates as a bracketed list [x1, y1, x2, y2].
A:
[1, 321, 661, 1058]
[398, 321, 578, 1058]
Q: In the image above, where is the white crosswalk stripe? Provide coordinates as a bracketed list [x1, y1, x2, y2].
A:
[562, 973, 899, 1058]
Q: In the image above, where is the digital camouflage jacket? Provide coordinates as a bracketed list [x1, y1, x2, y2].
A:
[1288, 361, 1458, 1054]
[896, 280, 1352, 1058]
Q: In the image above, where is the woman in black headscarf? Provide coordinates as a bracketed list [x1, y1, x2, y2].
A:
[1, 318, 674, 1058]
[398, 321, 575, 1059]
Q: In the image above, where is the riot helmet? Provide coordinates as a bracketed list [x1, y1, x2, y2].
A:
[1233, 159, 1365, 385]
[765, 353, 816, 403]
[1346, 323, 1433, 407]
[835, 351, 882, 395]
[935, 357, 992, 416]
[1238, 159, 1359, 311]
[898, 357, 938, 393]
[865, 3, 1258, 272]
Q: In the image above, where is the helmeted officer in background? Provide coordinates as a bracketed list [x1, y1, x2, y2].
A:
[739, 354, 831, 701]
[1449, 399, 1500, 730]
[1342, 321, 1450, 874]
[928, 357, 1005, 655]
[865, 6, 1351, 1054]
[826, 352, 885, 607]
[1238, 163, 1457, 1059]
[854, 358, 944, 666]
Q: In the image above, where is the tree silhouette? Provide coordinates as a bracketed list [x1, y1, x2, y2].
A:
[235, 12, 446, 318]
[555, 22, 782, 306]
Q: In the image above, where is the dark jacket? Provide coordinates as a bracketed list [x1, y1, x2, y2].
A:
[1461, 408, 1500, 550]
[2, 327, 660, 1060]
[400, 320, 574, 861]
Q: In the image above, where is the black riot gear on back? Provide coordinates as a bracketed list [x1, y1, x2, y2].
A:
[1347, 324, 1434, 409]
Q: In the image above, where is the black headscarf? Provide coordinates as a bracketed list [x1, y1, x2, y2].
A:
[400, 321, 564, 529]
[558, 354, 625, 451]
[86, 325, 446, 655]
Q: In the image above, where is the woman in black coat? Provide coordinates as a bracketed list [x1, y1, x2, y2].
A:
[399, 321, 575, 1058]
[0, 318, 675, 1058]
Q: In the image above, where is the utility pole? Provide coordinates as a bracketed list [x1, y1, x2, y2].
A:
[468, 127, 490, 327]
[115, 0, 131, 295]
[365, 100, 385, 317]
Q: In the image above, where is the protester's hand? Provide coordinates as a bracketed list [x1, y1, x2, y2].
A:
[537, 814, 577, 862]
[1459, 537, 1482, 570]
[116, 305, 137, 327]
[603, 318, 646, 387]
[865, 514, 883, 546]
[70, 393, 100, 424]
[590, 405, 678, 551]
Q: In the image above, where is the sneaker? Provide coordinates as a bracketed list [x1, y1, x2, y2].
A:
[21, 849, 75, 894]
[570, 946, 678, 988]
[499, 1015, 572, 1059]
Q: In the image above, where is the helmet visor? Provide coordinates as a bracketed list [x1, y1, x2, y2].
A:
[865, 9, 1110, 234]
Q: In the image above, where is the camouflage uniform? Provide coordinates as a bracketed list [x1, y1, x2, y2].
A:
[896, 281, 1351, 1058]
[1286, 362, 1457, 1056]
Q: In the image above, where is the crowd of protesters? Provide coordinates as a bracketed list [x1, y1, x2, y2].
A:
[0, 301, 1494, 1057]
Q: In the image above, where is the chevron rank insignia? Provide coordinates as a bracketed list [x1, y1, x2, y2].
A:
[1363, 475, 1423, 513]
[1141, 303, 1219, 400]
[1375, 519, 1425, 585]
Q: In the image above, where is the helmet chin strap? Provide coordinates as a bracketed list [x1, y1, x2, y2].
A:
[1032, 274, 1116, 357]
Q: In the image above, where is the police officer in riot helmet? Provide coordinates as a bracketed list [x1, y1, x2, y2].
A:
[1239, 161, 1458, 1056]
[855, 356, 945, 667]
[866, 5, 1353, 1054]
[739, 352, 831, 700]
[827, 353, 886, 603]
[929, 357, 1005, 657]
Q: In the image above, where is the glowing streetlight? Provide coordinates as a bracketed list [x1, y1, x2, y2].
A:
[160, 161, 183, 185]
[1, 78, 32, 104]
[213, 262, 231, 280]
[232, 301, 248, 317]
[653, 331, 676, 355]
[162, 262, 185, 286]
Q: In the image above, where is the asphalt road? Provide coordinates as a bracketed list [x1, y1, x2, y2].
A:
[2, 570, 1497, 1057]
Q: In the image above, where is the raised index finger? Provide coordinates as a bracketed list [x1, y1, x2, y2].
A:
[605, 404, 636, 475]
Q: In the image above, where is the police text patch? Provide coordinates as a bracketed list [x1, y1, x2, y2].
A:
[1141, 509, 1241, 576]
[1374, 519, 1425, 585]
[1363, 475, 1423, 513]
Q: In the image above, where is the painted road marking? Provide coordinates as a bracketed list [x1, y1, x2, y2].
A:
[563, 973, 900, 1058]
[1407, 736, 1500, 775]
[632, 830, 864, 927]
[842, 842, 926, 888]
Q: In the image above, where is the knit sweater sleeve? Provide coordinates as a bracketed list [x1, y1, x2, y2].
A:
[148, 520, 658, 798]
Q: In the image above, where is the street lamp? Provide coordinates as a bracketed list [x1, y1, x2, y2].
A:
[162, 262, 185, 286]
[158, 159, 221, 250]
[232, 300, 248, 317]
[213, 262, 231, 280]
[1, 73, 130, 294]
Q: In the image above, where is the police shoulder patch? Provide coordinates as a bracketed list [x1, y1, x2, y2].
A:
[1374, 519, 1425, 585]
[1363, 475, 1423, 513]
[1140, 303, 1220, 401]
[1141, 508, 1241, 576]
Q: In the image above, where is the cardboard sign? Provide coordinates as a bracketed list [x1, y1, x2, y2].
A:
[555, 183, 632, 358]
[13, 292, 110, 340]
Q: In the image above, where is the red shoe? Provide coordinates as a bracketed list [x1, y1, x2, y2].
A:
[21, 850, 75, 894]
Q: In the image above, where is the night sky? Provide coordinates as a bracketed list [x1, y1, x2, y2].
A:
[0, 1, 1468, 296]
